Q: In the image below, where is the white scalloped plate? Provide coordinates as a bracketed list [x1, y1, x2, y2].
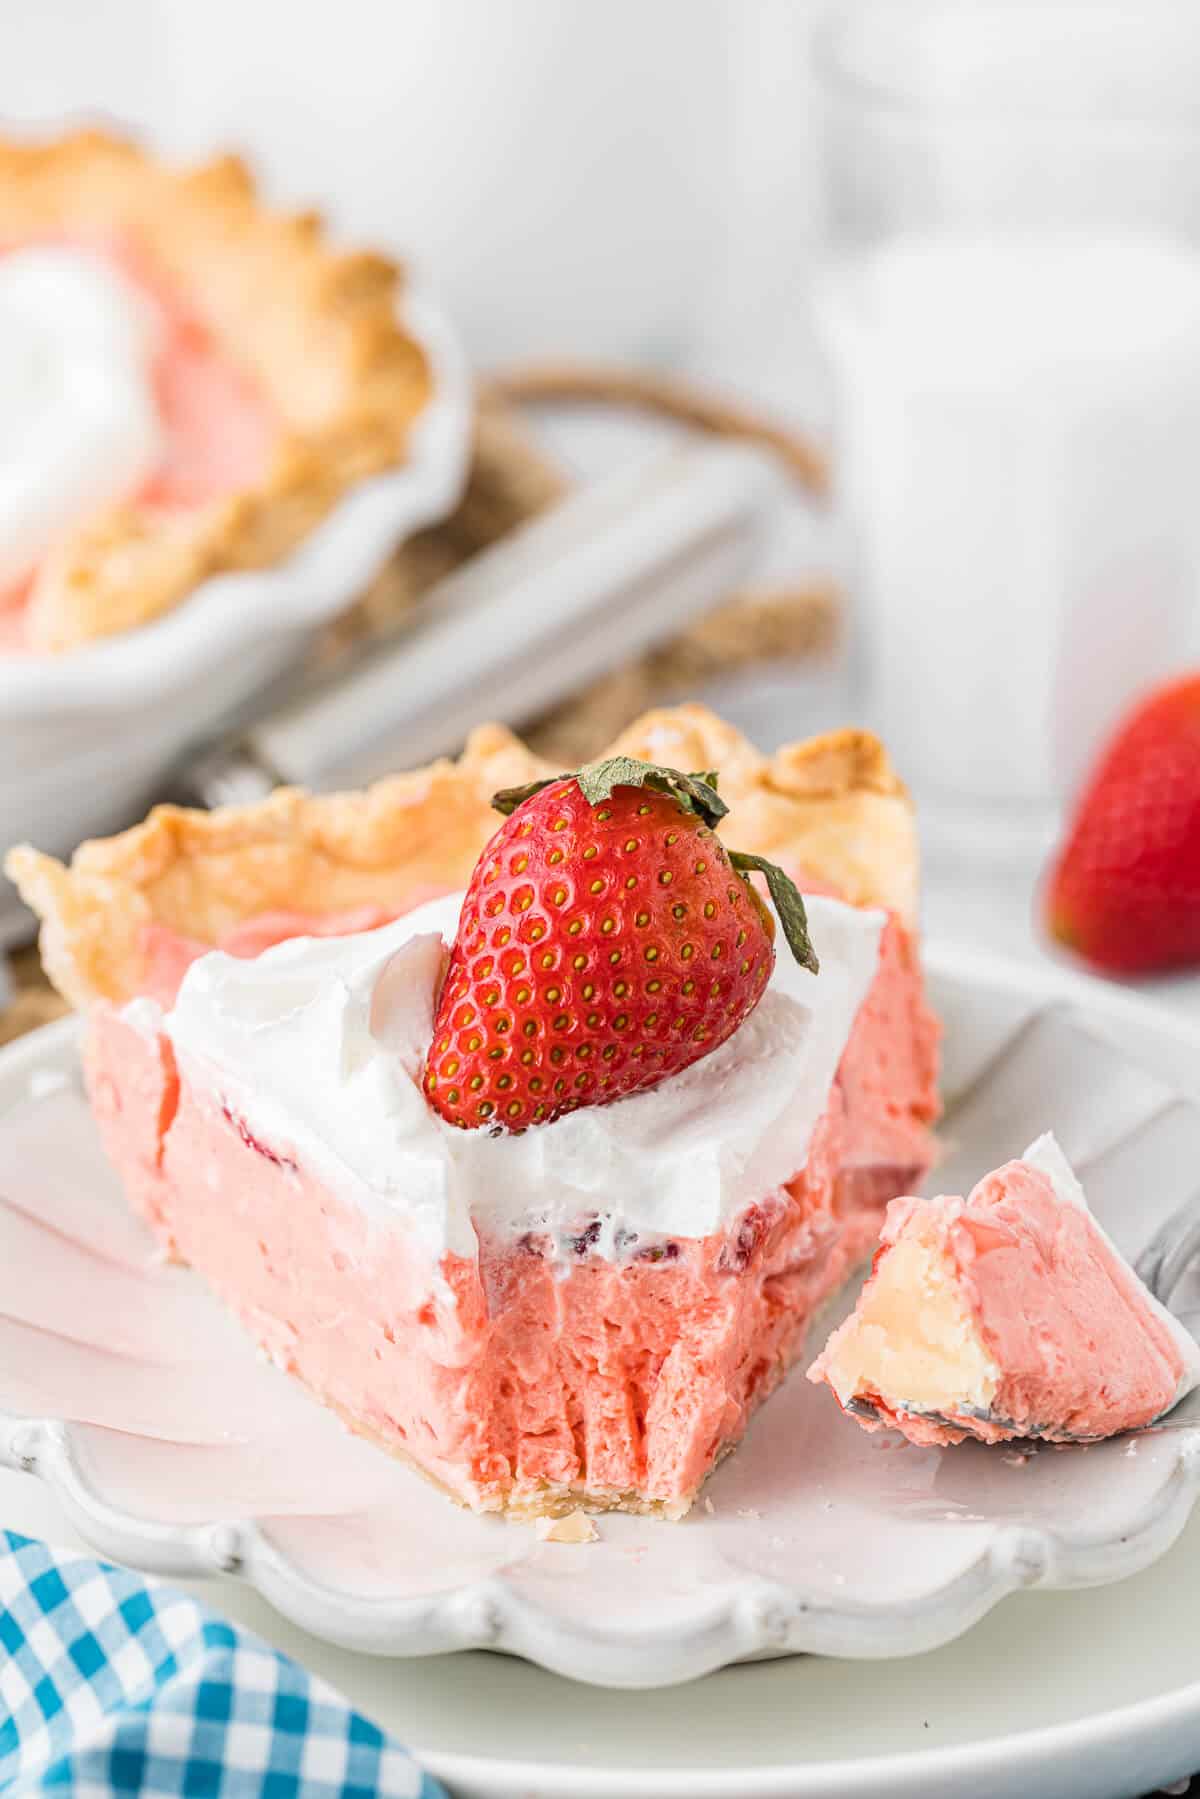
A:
[4, 946, 1200, 1690]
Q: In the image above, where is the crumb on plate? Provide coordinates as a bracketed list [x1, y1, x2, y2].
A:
[535, 1511, 599, 1544]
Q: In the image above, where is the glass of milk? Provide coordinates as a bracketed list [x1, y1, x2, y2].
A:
[813, 1, 1200, 865]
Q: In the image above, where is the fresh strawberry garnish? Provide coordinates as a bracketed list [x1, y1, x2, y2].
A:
[1044, 671, 1200, 976]
[424, 757, 818, 1130]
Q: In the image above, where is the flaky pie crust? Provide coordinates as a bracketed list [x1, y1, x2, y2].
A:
[8, 703, 918, 1012]
[0, 130, 431, 652]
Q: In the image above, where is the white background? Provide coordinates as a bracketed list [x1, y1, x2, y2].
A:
[3, 0, 830, 394]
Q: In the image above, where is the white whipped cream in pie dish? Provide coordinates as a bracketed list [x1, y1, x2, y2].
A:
[158, 890, 886, 1262]
[0, 248, 162, 586]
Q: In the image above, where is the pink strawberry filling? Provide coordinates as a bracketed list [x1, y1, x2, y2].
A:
[137, 905, 409, 1009]
[83, 893, 939, 1515]
[0, 236, 275, 653]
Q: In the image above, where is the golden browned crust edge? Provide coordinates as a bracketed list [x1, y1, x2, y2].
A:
[0, 130, 432, 650]
[338, 1402, 689, 1522]
[7, 703, 918, 1011]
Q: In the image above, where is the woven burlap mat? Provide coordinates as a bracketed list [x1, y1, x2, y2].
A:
[5, 383, 833, 1042]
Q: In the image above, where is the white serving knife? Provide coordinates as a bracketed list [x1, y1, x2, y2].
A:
[184, 438, 786, 806]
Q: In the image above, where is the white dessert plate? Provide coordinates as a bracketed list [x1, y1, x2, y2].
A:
[3, 946, 1200, 1698]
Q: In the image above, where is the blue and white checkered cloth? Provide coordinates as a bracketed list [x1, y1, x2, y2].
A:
[0, 1533, 446, 1797]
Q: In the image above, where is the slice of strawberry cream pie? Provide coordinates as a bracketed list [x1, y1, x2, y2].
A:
[809, 1132, 1200, 1446]
[10, 706, 939, 1518]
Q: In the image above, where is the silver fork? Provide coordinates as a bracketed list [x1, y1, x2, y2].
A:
[1137, 1190, 1200, 1313]
[1135, 1193, 1200, 1431]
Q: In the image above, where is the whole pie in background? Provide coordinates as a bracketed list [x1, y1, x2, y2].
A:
[0, 130, 431, 654]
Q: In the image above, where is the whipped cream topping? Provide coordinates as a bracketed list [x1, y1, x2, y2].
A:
[162, 891, 886, 1264]
[1021, 1133, 1200, 1403]
[0, 248, 162, 588]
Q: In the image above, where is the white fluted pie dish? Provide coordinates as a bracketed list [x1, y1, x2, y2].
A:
[2, 945, 1200, 1689]
[0, 290, 470, 943]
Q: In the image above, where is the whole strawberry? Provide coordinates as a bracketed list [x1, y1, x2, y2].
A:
[424, 758, 818, 1130]
[1045, 671, 1200, 976]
